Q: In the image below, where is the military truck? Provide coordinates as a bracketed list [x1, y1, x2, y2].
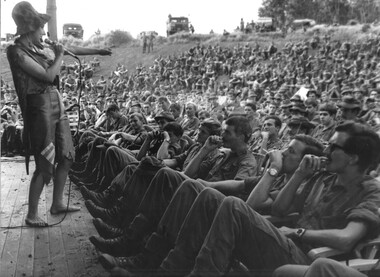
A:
[256, 17, 276, 32]
[166, 15, 189, 36]
[292, 19, 316, 30]
[63, 23, 84, 39]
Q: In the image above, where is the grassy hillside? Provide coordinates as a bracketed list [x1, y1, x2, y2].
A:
[90, 42, 198, 80]
[0, 39, 198, 85]
[2, 23, 380, 86]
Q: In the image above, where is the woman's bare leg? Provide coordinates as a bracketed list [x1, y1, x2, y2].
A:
[25, 172, 47, 227]
[50, 158, 81, 214]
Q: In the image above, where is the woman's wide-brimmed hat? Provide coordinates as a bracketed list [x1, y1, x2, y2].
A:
[12, 1, 50, 36]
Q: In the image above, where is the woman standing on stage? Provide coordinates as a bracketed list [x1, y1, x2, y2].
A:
[7, 1, 111, 226]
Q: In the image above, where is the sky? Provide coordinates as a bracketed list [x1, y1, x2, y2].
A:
[1, 0, 263, 40]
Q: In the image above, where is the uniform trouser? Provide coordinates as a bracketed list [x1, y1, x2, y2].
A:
[116, 167, 188, 227]
[131, 167, 189, 228]
[1, 124, 16, 152]
[81, 136, 107, 173]
[101, 146, 138, 186]
[153, 180, 207, 244]
[160, 196, 310, 276]
[78, 129, 97, 146]
[273, 258, 366, 277]
[106, 164, 187, 228]
[76, 130, 97, 160]
[103, 163, 163, 228]
[15, 127, 23, 153]
[141, 180, 209, 265]
[104, 164, 138, 201]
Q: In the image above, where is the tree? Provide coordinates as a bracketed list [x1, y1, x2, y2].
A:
[259, 0, 289, 28]
[259, 0, 354, 25]
[287, 0, 318, 20]
[351, 0, 380, 23]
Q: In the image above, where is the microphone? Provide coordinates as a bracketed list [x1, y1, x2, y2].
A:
[44, 38, 78, 59]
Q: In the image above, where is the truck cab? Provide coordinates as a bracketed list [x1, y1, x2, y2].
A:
[63, 23, 84, 39]
[256, 17, 276, 32]
[292, 19, 316, 30]
[166, 16, 189, 36]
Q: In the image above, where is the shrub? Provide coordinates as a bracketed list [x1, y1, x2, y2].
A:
[348, 19, 359, 26]
[155, 35, 168, 44]
[107, 30, 133, 47]
[60, 36, 84, 47]
[82, 34, 107, 48]
[362, 24, 371, 33]
[166, 32, 210, 44]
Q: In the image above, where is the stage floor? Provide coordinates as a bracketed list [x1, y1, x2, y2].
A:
[0, 157, 107, 276]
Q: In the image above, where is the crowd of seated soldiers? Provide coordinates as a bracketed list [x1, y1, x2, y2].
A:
[65, 32, 380, 277]
[3, 31, 380, 276]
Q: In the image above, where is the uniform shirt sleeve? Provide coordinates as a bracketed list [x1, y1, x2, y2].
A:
[346, 179, 380, 239]
[174, 144, 196, 169]
[197, 149, 223, 180]
[234, 152, 258, 180]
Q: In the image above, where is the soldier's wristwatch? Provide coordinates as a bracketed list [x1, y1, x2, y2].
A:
[267, 167, 279, 177]
[296, 228, 306, 239]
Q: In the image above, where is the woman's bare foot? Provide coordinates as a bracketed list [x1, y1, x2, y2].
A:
[50, 204, 81, 215]
[25, 215, 48, 227]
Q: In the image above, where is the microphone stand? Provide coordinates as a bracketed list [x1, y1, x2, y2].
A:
[73, 56, 83, 144]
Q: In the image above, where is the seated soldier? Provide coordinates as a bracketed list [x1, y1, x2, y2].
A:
[280, 102, 308, 139]
[283, 117, 315, 143]
[248, 115, 283, 155]
[90, 120, 187, 192]
[135, 111, 176, 161]
[289, 102, 307, 119]
[87, 116, 258, 257]
[156, 96, 171, 114]
[142, 121, 380, 277]
[156, 121, 188, 159]
[304, 98, 320, 125]
[72, 110, 174, 175]
[169, 102, 183, 124]
[337, 96, 362, 123]
[108, 113, 148, 150]
[180, 102, 200, 138]
[80, 118, 223, 211]
[73, 114, 184, 191]
[96, 135, 325, 272]
[360, 98, 377, 124]
[197, 110, 210, 123]
[69, 112, 146, 186]
[244, 102, 260, 130]
[72, 104, 128, 165]
[1, 101, 18, 157]
[310, 102, 337, 144]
